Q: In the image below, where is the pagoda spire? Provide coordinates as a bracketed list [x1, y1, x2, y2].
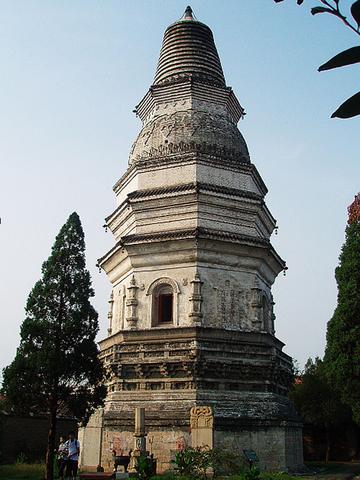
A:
[130, 6, 248, 165]
[180, 5, 196, 21]
[153, 6, 225, 87]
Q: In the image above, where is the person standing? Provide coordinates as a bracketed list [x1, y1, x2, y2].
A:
[56, 436, 68, 480]
[65, 431, 80, 479]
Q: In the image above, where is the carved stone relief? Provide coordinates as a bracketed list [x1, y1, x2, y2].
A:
[190, 406, 213, 449]
[190, 406, 213, 429]
[129, 110, 249, 164]
[251, 283, 273, 333]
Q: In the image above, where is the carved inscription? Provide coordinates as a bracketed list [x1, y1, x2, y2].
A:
[210, 283, 252, 329]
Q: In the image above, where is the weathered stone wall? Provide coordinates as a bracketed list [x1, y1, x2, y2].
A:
[98, 426, 191, 473]
[214, 426, 293, 472]
[80, 420, 302, 473]
[285, 426, 304, 470]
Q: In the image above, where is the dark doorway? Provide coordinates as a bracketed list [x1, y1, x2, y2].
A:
[158, 293, 173, 323]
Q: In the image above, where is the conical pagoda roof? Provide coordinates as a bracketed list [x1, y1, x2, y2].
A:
[153, 6, 225, 86]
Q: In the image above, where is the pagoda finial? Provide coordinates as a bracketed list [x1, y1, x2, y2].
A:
[348, 193, 360, 224]
[180, 5, 196, 21]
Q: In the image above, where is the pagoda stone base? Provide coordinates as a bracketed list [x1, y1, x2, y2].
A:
[80, 412, 302, 472]
[80, 327, 303, 473]
[213, 422, 303, 472]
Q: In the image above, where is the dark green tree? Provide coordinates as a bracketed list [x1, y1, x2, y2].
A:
[324, 194, 360, 424]
[274, 0, 360, 118]
[290, 357, 351, 462]
[1, 212, 106, 480]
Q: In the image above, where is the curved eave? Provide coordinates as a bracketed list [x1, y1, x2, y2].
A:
[121, 227, 270, 248]
[135, 81, 245, 125]
[97, 241, 123, 269]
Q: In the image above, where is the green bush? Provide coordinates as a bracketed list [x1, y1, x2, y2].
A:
[15, 453, 28, 465]
[211, 448, 246, 477]
[171, 447, 213, 479]
[244, 467, 260, 480]
[171, 448, 198, 477]
[159, 448, 300, 480]
[136, 454, 157, 480]
[171, 447, 249, 479]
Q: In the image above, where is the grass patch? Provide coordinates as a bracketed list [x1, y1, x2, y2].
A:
[305, 461, 360, 477]
[260, 474, 299, 480]
[0, 463, 45, 480]
[151, 473, 300, 480]
[2, 463, 360, 480]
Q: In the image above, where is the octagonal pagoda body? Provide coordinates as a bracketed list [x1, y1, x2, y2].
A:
[79, 7, 303, 473]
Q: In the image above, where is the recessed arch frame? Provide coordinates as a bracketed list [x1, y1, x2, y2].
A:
[146, 277, 180, 326]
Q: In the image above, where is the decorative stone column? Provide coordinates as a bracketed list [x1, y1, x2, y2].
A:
[190, 406, 213, 449]
[129, 407, 147, 473]
[126, 275, 139, 329]
[134, 407, 147, 453]
[270, 294, 276, 334]
[250, 287, 264, 330]
[107, 291, 114, 336]
[189, 274, 203, 326]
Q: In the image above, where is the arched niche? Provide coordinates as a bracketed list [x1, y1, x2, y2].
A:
[146, 277, 180, 327]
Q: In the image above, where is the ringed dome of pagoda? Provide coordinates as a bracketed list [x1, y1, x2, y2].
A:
[128, 6, 250, 165]
[154, 6, 226, 86]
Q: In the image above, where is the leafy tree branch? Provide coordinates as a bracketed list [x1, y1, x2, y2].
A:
[274, 0, 360, 117]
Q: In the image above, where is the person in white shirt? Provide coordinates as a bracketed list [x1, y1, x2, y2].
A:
[65, 431, 80, 478]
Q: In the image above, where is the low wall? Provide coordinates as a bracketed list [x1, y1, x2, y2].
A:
[0, 413, 77, 463]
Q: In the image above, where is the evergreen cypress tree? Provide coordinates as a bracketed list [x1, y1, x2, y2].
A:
[325, 194, 360, 423]
[2, 212, 106, 480]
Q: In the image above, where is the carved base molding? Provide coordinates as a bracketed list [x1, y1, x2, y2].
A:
[100, 327, 296, 414]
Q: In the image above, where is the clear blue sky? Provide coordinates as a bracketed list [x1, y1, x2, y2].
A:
[1, 0, 359, 375]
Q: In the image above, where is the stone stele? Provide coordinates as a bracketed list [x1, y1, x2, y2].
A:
[190, 406, 214, 450]
[78, 5, 304, 473]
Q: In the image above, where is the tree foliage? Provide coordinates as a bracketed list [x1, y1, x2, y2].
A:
[324, 200, 360, 424]
[290, 357, 351, 461]
[274, 0, 360, 118]
[1, 212, 106, 479]
[290, 357, 350, 427]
